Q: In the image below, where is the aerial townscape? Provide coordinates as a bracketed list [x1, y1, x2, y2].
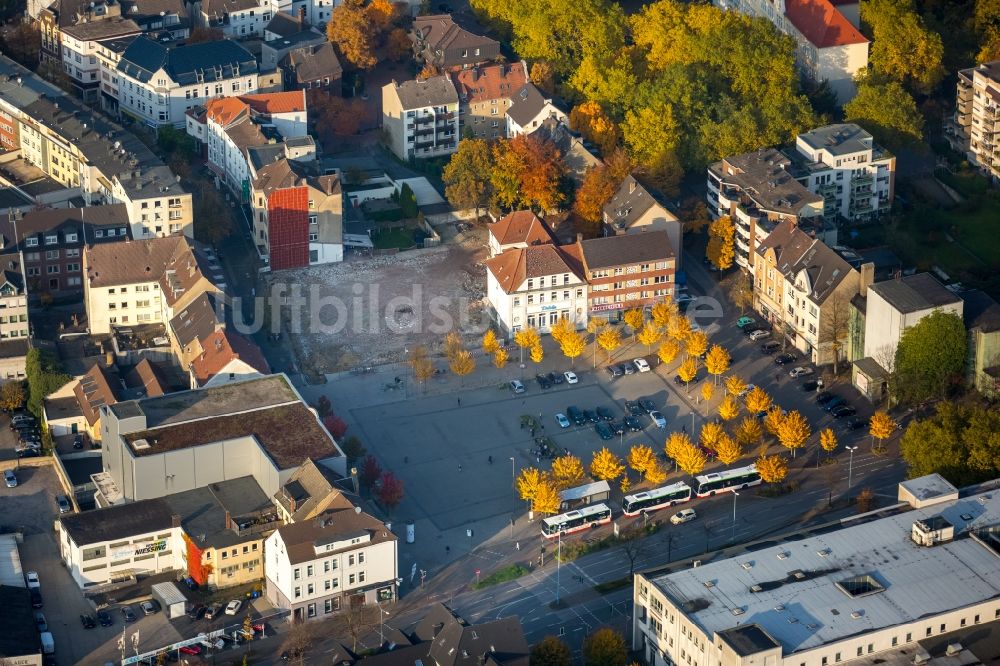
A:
[2, 0, 1000, 663]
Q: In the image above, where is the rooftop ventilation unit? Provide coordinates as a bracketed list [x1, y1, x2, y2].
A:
[133, 438, 151, 450]
[911, 516, 955, 547]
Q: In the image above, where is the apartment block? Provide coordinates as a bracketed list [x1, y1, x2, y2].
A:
[382, 76, 460, 160]
[410, 14, 500, 70]
[0, 269, 30, 379]
[603, 176, 683, 268]
[948, 60, 1000, 183]
[197, 0, 273, 39]
[451, 61, 527, 140]
[60, 17, 141, 102]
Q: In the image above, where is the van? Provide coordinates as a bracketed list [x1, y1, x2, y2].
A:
[40, 632, 55, 655]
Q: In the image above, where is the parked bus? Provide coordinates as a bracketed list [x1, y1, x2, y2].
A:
[541, 503, 613, 538]
[622, 482, 692, 517]
[694, 464, 761, 497]
[559, 480, 611, 511]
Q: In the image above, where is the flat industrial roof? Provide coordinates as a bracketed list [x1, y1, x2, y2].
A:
[645, 486, 1000, 656]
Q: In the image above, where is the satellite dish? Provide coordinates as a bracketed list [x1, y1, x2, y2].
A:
[354, 506, 362, 514]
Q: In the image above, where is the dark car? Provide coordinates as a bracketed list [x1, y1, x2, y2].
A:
[774, 353, 796, 365]
[801, 379, 819, 392]
[845, 416, 868, 431]
[186, 604, 206, 620]
[831, 405, 857, 419]
[594, 422, 614, 440]
[582, 409, 600, 425]
[72, 435, 84, 449]
[824, 396, 848, 412]
[624, 415, 644, 432]
[624, 400, 643, 417]
[609, 420, 626, 436]
[816, 391, 837, 404]
[16, 446, 40, 458]
[547, 372, 564, 385]
[760, 341, 782, 355]
[606, 365, 623, 380]
[566, 406, 585, 425]
[80, 614, 97, 629]
[596, 406, 615, 421]
[122, 606, 137, 623]
[622, 362, 636, 375]
[97, 610, 113, 627]
[639, 398, 656, 414]
[535, 374, 552, 389]
[30, 590, 42, 608]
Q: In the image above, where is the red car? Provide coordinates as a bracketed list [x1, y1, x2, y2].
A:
[179, 645, 202, 655]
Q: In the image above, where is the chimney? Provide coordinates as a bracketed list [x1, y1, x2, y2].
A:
[288, 495, 297, 513]
[576, 233, 583, 244]
[171, 514, 181, 528]
[859, 261, 874, 297]
[224, 510, 232, 529]
[297, 5, 307, 27]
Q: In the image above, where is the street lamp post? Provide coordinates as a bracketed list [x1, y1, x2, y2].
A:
[731, 491, 739, 543]
[555, 530, 562, 606]
[510, 457, 516, 538]
[846, 446, 859, 489]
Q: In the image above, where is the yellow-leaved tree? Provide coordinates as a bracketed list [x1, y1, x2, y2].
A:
[409, 345, 435, 390]
[493, 347, 508, 369]
[677, 357, 698, 385]
[516, 468, 560, 515]
[596, 326, 622, 363]
[559, 330, 586, 367]
[627, 444, 657, 476]
[590, 447, 625, 481]
[700, 421, 725, 452]
[744, 386, 773, 415]
[444, 331, 463, 360]
[651, 300, 677, 329]
[530, 344, 544, 364]
[735, 416, 763, 448]
[665, 431, 694, 462]
[658, 339, 681, 365]
[714, 433, 742, 465]
[705, 344, 731, 385]
[550, 317, 574, 344]
[700, 381, 714, 403]
[623, 308, 644, 340]
[667, 315, 692, 342]
[514, 326, 540, 365]
[637, 322, 662, 353]
[482, 329, 500, 355]
[756, 454, 788, 485]
[674, 442, 708, 476]
[706, 214, 735, 270]
[869, 411, 897, 453]
[725, 374, 747, 398]
[763, 406, 786, 438]
[449, 350, 475, 385]
[645, 463, 668, 485]
[819, 428, 838, 457]
[776, 410, 811, 458]
[686, 330, 709, 361]
[551, 454, 585, 489]
[718, 395, 740, 421]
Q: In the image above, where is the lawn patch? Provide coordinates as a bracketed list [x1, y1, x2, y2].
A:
[471, 564, 529, 590]
[372, 227, 416, 250]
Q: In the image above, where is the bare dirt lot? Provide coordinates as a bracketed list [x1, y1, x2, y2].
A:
[270, 227, 489, 373]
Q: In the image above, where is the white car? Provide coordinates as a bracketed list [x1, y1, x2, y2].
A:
[224, 599, 243, 615]
[4, 470, 16, 488]
[670, 508, 697, 525]
[749, 329, 771, 341]
[738, 384, 756, 398]
[789, 366, 814, 378]
[633, 358, 651, 373]
[555, 413, 571, 428]
[563, 371, 578, 384]
[509, 379, 525, 394]
[649, 410, 667, 428]
[25, 571, 40, 589]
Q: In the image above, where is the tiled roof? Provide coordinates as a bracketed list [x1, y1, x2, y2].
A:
[412, 14, 498, 52]
[205, 96, 249, 126]
[168, 291, 225, 349]
[60, 497, 174, 546]
[252, 158, 340, 196]
[125, 358, 169, 397]
[73, 363, 121, 426]
[756, 219, 855, 305]
[506, 83, 550, 127]
[577, 230, 675, 271]
[784, 0, 867, 48]
[391, 75, 458, 110]
[201, 0, 259, 18]
[603, 175, 676, 230]
[867, 273, 961, 314]
[240, 90, 306, 115]
[61, 16, 141, 40]
[484, 244, 581, 294]
[451, 61, 527, 105]
[85, 236, 187, 288]
[284, 42, 342, 83]
[275, 503, 395, 565]
[158, 238, 222, 307]
[117, 35, 257, 85]
[961, 290, 1000, 334]
[190, 329, 270, 386]
[488, 210, 553, 247]
[273, 458, 352, 522]
[0, 204, 129, 249]
[265, 11, 302, 38]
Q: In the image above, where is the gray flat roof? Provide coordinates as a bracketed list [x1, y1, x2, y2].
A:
[798, 123, 874, 156]
[868, 273, 961, 314]
[899, 474, 957, 503]
[645, 486, 1000, 656]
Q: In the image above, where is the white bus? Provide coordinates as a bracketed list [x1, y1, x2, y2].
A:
[694, 464, 761, 497]
[622, 482, 693, 516]
[541, 503, 613, 538]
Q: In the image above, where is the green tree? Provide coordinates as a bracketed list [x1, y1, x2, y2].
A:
[622, 102, 683, 195]
[893, 310, 966, 405]
[531, 635, 573, 666]
[582, 627, 627, 666]
[900, 402, 1000, 485]
[26, 349, 72, 417]
[861, 0, 945, 94]
[443, 139, 493, 217]
[844, 77, 924, 149]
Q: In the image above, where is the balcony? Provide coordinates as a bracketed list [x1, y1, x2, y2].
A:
[413, 115, 434, 125]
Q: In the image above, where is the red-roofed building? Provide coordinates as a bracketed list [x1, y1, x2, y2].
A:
[451, 61, 528, 140]
[189, 329, 271, 388]
[487, 210, 555, 257]
[716, 0, 867, 103]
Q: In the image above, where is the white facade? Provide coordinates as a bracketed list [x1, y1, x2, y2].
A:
[111, 184, 192, 239]
[85, 279, 163, 335]
[484, 253, 588, 335]
[862, 286, 964, 366]
[272, 0, 335, 26]
[117, 68, 259, 128]
[200, 1, 273, 38]
[59, 522, 184, 588]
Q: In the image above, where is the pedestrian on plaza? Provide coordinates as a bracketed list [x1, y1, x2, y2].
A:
[457, 397, 462, 406]
[515, 542, 520, 551]
[775, 372, 780, 383]
[488, 455, 493, 464]
[458, 463, 463, 472]
[682, 424, 686, 433]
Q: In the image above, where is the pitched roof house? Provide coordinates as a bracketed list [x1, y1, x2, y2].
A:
[603, 176, 683, 267]
[189, 329, 270, 388]
[411, 14, 500, 69]
[486, 210, 554, 257]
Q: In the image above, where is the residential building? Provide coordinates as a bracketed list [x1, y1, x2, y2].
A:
[189, 328, 270, 388]
[278, 41, 342, 93]
[961, 290, 1000, 399]
[273, 458, 353, 524]
[852, 273, 963, 402]
[0, 55, 194, 239]
[249, 157, 343, 269]
[58, 475, 278, 589]
[793, 123, 895, 223]
[38, 0, 121, 68]
[707, 148, 825, 270]
[486, 210, 554, 258]
[714, 0, 868, 103]
[1, 205, 130, 296]
[115, 36, 259, 128]
[124, 357, 170, 398]
[119, 0, 189, 40]
[574, 231, 677, 325]
[451, 61, 528, 140]
[0, 270, 29, 380]
[754, 219, 860, 366]
[947, 60, 1000, 184]
[83, 235, 224, 335]
[60, 17, 142, 102]
[196, 0, 272, 38]
[94, 374, 344, 506]
[506, 82, 568, 137]
[168, 290, 226, 369]
[72, 363, 122, 442]
[483, 243, 587, 335]
[270, 0, 335, 29]
[260, 20, 324, 68]
[531, 118, 601, 185]
[632, 474, 1000, 666]
[410, 14, 500, 70]
[603, 176, 683, 268]
[381, 76, 460, 160]
[264, 496, 398, 621]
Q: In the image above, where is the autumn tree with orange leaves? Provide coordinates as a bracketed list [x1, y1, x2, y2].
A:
[491, 134, 566, 212]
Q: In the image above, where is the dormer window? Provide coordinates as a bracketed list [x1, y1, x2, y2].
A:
[45, 235, 58, 245]
[25, 238, 38, 247]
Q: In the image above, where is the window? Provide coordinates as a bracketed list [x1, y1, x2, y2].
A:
[294, 568, 300, 580]
[358, 553, 364, 564]
[358, 571, 365, 582]
[940, 624, 946, 633]
[892, 637, 898, 647]
[25, 238, 38, 247]
[66, 233, 77, 243]
[349, 573, 355, 585]
[324, 599, 333, 613]
[348, 554, 355, 566]
[906, 633, 912, 642]
[45, 235, 57, 245]
[294, 586, 301, 598]
[307, 583, 314, 594]
[307, 603, 316, 618]
[926, 628, 932, 637]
